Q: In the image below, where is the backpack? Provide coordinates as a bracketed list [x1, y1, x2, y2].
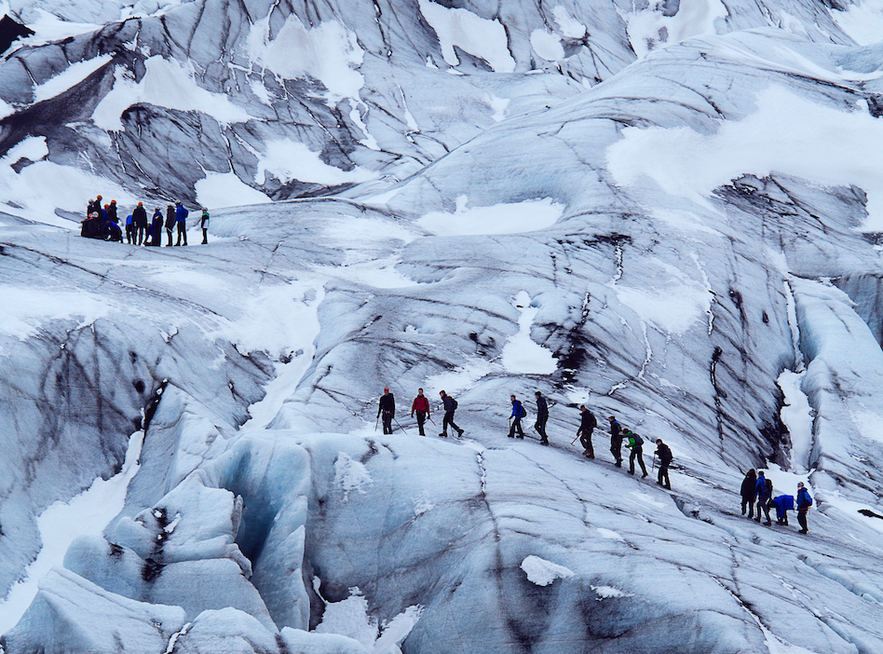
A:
[632, 433, 643, 446]
[451, 397, 458, 410]
[588, 411, 597, 429]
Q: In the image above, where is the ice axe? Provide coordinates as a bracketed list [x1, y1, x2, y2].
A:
[374, 414, 380, 431]
[393, 417, 407, 433]
[571, 431, 581, 446]
[652, 453, 656, 472]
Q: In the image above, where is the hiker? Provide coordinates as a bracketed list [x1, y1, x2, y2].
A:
[165, 204, 176, 246]
[200, 208, 210, 244]
[576, 405, 596, 458]
[438, 390, 463, 438]
[624, 429, 647, 477]
[125, 213, 134, 244]
[410, 388, 430, 436]
[175, 201, 189, 245]
[107, 200, 118, 225]
[150, 208, 164, 246]
[133, 202, 148, 245]
[508, 395, 526, 439]
[796, 482, 813, 534]
[534, 391, 549, 445]
[377, 387, 395, 434]
[609, 415, 623, 467]
[755, 471, 773, 525]
[655, 438, 672, 489]
[771, 494, 794, 525]
[740, 469, 757, 518]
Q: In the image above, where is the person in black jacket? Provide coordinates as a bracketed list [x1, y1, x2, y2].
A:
[165, 204, 176, 246]
[740, 469, 757, 518]
[132, 202, 148, 245]
[439, 390, 463, 438]
[655, 439, 673, 489]
[577, 405, 596, 458]
[608, 415, 623, 467]
[534, 391, 549, 445]
[377, 387, 395, 434]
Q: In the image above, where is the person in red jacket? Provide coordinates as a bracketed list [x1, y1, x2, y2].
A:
[410, 388, 430, 436]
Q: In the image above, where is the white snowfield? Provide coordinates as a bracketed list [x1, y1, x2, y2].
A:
[0, 0, 883, 653]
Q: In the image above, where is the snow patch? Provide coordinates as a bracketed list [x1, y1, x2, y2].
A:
[33, 54, 112, 102]
[92, 57, 249, 131]
[0, 136, 134, 226]
[255, 139, 374, 186]
[0, 429, 144, 634]
[501, 291, 557, 375]
[552, 6, 587, 38]
[831, 0, 883, 46]
[246, 14, 364, 102]
[194, 171, 272, 209]
[334, 452, 373, 501]
[0, 285, 111, 344]
[607, 86, 883, 232]
[530, 30, 565, 61]
[623, 0, 728, 59]
[418, 0, 516, 73]
[777, 370, 814, 474]
[520, 555, 574, 586]
[418, 196, 564, 236]
[591, 584, 633, 599]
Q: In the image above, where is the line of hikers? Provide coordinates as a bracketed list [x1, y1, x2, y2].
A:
[740, 469, 813, 534]
[377, 388, 674, 489]
[81, 196, 210, 245]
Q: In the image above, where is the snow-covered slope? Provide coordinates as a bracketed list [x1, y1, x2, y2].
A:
[2, 0, 883, 652]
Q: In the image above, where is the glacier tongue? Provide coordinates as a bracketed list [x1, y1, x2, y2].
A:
[2, 1, 883, 652]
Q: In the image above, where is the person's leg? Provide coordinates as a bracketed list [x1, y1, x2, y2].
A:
[629, 450, 636, 474]
[798, 510, 808, 533]
[638, 450, 647, 477]
[416, 412, 425, 436]
[202, 227, 208, 244]
[515, 417, 524, 438]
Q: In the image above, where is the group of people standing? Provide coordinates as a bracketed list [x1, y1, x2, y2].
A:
[81, 195, 210, 246]
[377, 388, 675, 489]
[740, 469, 813, 534]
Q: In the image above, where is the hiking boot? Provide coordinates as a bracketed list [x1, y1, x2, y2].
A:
[439, 432, 447, 437]
[799, 529, 808, 534]
[642, 473, 648, 478]
[516, 435, 523, 439]
[664, 484, 671, 490]
[615, 460, 622, 467]
[457, 429, 464, 437]
[541, 440, 549, 446]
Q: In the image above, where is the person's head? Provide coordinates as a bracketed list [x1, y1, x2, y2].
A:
[510, 395, 516, 402]
[758, 471, 765, 477]
[797, 481, 805, 488]
[176, 201, 182, 206]
[168, 204, 174, 209]
[579, 405, 586, 412]
[96, 195, 102, 200]
[439, 390, 446, 397]
[110, 200, 116, 204]
[656, 438, 663, 444]
[417, 388, 424, 396]
[535, 390, 542, 397]
[608, 415, 615, 422]
[383, 387, 389, 394]
[138, 201, 143, 206]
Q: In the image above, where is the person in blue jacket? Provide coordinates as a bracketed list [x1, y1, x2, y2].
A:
[175, 201, 189, 246]
[508, 395, 525, 439]
[796, 481, 813, 534]
[755, 471, 773, 526]
[770, 494, 794, 525]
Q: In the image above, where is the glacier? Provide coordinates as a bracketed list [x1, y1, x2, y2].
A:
[1, 0, 883, 652]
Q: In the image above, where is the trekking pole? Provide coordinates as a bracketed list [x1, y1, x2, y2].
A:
[374, 414, 379, 431]
[652, 454, 656, 472]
